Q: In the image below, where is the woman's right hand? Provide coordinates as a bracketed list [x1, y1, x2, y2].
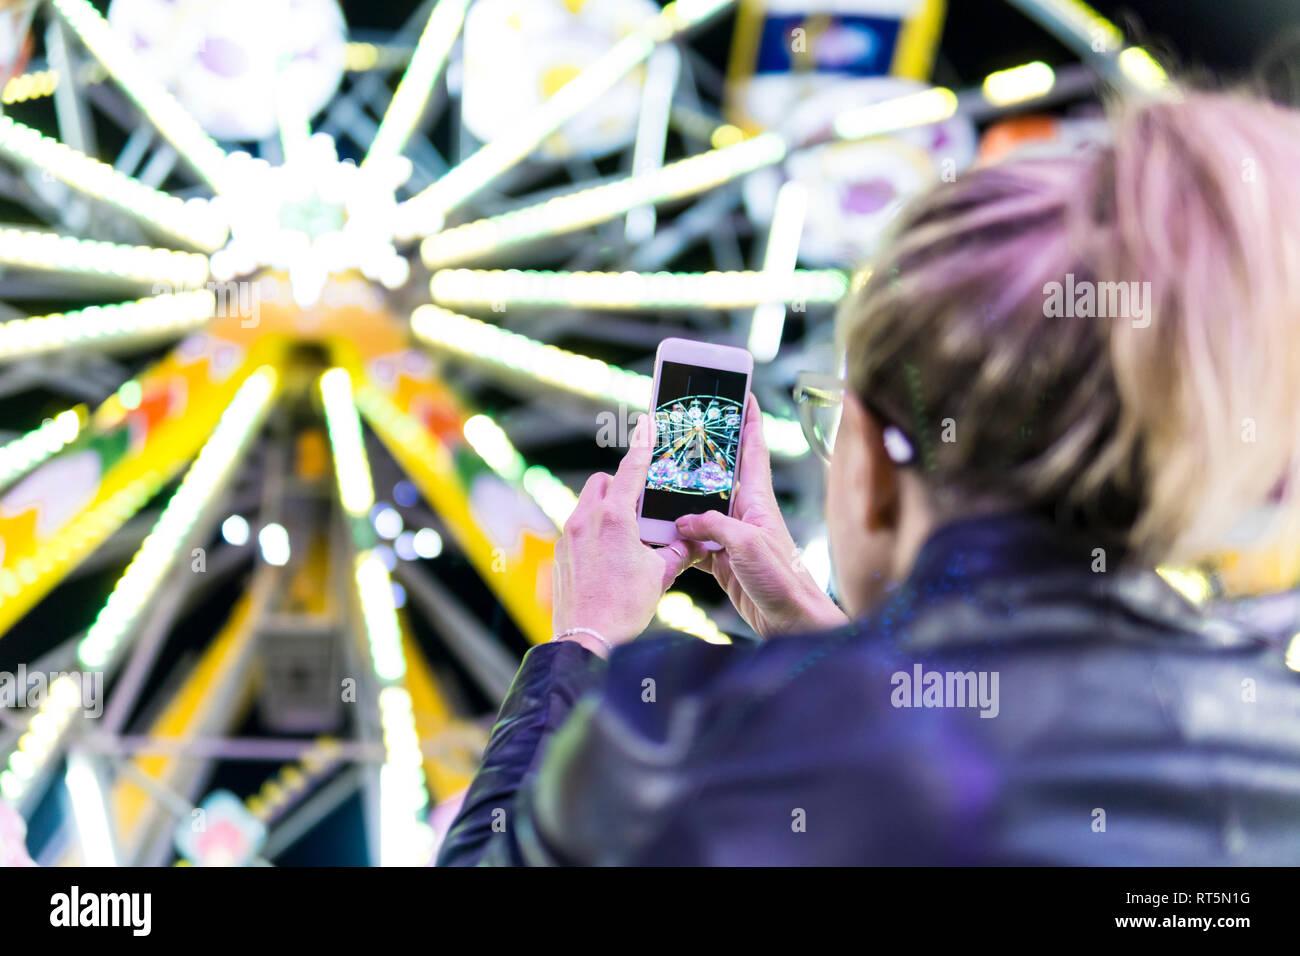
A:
[675, 394, 849, 639]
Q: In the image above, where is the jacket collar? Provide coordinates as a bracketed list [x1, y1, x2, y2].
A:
[906, 510, 1098, 589]
[876, 511, 1262, 652]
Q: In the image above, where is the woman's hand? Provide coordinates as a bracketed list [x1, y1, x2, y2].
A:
[675, 394, 848, 639]
[552, 415, 697, 657]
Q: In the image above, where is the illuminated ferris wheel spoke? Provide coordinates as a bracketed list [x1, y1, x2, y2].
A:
[48, 0, 234, 195]
[0, 406, 84, 488]
[0, 290, 216, 363]
[0, 115, 228, 251]
[395, 0, 737, 239]
[353, 374, 557, 646]
[429, 268, 849, 311]
[274, 78, 315, 168]
[319, 369, 432, 863]
[418, 132, 787, 267]
[2, 66, 66, 106]
[412, 303, 650, 406]
[409, 304, 809, 457]
[363, 0, 471, 171]
[80, 366, 280, 671]
[748, 180, 808, 363]
[0, 227, 210, 288]
[0, 42, 408, 111]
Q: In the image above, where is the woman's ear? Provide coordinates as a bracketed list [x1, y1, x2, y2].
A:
[841, 392, 901, 533]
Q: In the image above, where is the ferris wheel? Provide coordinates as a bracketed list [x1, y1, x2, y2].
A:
[0, 0, 1193, 867]
[649, 395, 741, 495]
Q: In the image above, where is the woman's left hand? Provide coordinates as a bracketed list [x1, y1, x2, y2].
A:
[552, 415, 699, 656]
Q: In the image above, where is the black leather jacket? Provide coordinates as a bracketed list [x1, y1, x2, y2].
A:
[437, 513, 1300, 865]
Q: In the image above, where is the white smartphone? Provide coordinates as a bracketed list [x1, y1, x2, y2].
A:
[637, 337, 754, 549]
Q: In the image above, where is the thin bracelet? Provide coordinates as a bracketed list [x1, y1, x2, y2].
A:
[553, 627, 613, 653]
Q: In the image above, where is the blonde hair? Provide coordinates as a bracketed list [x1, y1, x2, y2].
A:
[839, 88, 1300, 565]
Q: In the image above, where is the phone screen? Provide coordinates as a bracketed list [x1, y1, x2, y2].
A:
[642, 360, 748, 521]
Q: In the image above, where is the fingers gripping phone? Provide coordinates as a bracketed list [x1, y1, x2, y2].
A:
[637, 338, 754, 550]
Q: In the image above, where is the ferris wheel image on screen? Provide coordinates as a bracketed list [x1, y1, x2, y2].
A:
[647, 395, 743, 497]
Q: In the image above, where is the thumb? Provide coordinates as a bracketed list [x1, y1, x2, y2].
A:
[675, 510, 755, 552]
[608, 413, 654, 508]
[737, 392, 778, 509]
